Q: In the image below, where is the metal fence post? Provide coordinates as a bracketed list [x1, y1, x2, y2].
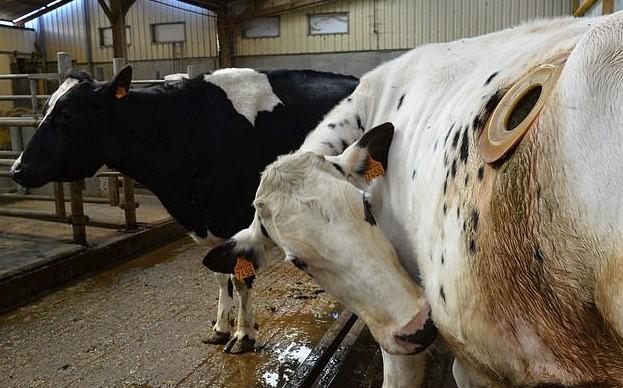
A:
[113, 58, 138, 231]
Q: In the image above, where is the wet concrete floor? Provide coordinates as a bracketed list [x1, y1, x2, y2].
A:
[0, 238, 340, 387]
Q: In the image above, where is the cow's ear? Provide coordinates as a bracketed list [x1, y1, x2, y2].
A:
[331, 122, 394, 185]
[203, 240, 238, 274]
[110, 65, 132, 99]
[357, 122, 394, 171]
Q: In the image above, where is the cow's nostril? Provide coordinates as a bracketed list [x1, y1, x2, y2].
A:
[12, 168, 24, 181]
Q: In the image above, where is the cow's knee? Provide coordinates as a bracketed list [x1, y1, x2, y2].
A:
[381, 349, 427, 388]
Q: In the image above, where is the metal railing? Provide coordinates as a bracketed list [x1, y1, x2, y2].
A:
[0, 52, 159, 245]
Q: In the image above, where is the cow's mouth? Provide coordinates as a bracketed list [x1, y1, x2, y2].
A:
[395, 316, 438, 354]
[393, 306, 438, 354]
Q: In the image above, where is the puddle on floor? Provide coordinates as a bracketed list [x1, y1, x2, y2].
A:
[0, 237, 343, 388]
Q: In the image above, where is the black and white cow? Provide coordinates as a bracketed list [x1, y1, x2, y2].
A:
[206, 13, 623, 386]
[11, 66, 358, 353]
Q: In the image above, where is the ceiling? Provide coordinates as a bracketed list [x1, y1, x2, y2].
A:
[0, 0, 223, 24]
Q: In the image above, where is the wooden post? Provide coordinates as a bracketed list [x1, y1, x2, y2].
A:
[602, 0, 614, 14]
[70, 180, 87, 245]
[112, 58, 138, 231]
[216, 6, 233, 69]
[53, 52, 72, 221]
[53, 183, 66, 220]
[98, 0, 136, 59]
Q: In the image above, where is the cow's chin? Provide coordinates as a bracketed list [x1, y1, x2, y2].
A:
[370, 305, 438, 356]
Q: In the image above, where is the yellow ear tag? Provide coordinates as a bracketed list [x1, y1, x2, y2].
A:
[234, 256, 256, 280]
[115, 87, 128, 99]
[364, 155, 386, 183]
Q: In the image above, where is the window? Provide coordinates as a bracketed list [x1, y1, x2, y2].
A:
[242, 17, 280, 38]
[99, 26, 131, 47]
[152, 22, 186, 43]
[309, 13, 348, 35]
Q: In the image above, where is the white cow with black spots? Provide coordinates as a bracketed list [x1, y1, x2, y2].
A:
[206, 13, 623, 387]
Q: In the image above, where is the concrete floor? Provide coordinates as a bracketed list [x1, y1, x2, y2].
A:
[0, 194, 170, 278]
[0, 238, 339, 388]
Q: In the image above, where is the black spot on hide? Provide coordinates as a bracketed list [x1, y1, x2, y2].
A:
[356, 115, 364, 131]
[363, 196, 376, 226]
[534, 247, 545, 263]
[451, 131, 460, 148]
[397, 94, 405, 110]
[469, 239, 477, 254]
[484, 71, 499, 86]
[332, 162, 344, 175]
[459, 127, 469, 163]
[471, 209, 479, 231]
[227, 278, 233, 298]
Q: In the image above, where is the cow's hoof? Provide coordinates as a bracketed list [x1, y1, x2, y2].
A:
[224, 334, 255, 354]
[202, 330, 231, 345]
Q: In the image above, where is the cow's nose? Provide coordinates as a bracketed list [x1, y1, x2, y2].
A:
[11, 167, 24, 184]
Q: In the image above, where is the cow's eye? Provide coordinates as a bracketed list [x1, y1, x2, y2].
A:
[480, 53, 569, 163]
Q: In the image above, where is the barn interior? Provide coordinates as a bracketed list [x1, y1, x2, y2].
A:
[0, 0, 618, 387]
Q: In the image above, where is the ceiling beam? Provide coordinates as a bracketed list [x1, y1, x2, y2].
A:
[222, 0, 335, 26]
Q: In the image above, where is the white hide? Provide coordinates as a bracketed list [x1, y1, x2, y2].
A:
[205, 68, 282, 126]
[41, 78, 80, 125]
[295, 14, 622, 387]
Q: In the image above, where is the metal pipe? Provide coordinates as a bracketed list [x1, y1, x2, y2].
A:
[96, 171, 123, 177]
[0, 95, 49, 101]
[0, 159, 15, 166]
[0, 151, 20, 157]
[0, 208, 126, 230]
[29, 79, 39, 112]
[0, 192, 109, 204]
[0, 73, 58, 80]
[0, 118, 41, 127]
[131, 80, 165, 84]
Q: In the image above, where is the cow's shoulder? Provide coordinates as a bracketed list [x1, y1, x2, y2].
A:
[204, 68, 283, 125]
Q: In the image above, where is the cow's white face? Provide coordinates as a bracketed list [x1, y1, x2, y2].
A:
[204, 124, 437, 355]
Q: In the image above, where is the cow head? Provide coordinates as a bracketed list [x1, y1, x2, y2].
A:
[11, 66, 133, 188]
[204, 123, 437, 355]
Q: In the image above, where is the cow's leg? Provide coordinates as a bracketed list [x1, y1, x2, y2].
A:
[452, 358, 493, 388]
[381, 350, 426, 388]
[203, 271, 234, 345]
[224, 276, 257, 354]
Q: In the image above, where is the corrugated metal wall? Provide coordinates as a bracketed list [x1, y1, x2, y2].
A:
[0, 26, 35, 54]
[233, 0, 573, 56]
[25, 0, 218, 63]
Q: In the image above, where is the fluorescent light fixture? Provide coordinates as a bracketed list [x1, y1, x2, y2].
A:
[13, 0, 64, 24]
[0, 20, 15, 27]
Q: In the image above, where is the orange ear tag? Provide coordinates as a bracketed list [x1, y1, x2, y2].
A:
[115, 87, 128, 99]
[234, 256, 256, 280]
[364, 155, 386, 183]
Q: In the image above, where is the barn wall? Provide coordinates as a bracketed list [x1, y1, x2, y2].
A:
[25, 0, 218, 76]
[232, 0, 574, 56]
[0, 26, 35, 55]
